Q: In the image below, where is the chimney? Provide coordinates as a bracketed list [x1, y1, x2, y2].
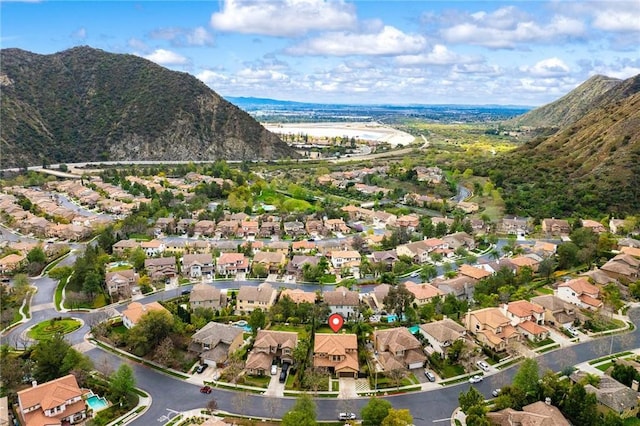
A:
[32, 380, 38, 388]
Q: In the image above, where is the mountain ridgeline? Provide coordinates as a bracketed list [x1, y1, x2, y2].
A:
[0, 46, 297, 168]
[485, 73, 640, 217]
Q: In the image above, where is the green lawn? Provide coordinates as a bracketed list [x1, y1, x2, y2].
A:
[624, 417, 640, 426]
[54, 275, 69, 310]
[528, 337, 555, 348]
[28, 318, 82, 340]
[268, 323, 309, 339]
[596, 361, 614, 372]
[440, 363, 465, 378]
[242, 375, 271, 388]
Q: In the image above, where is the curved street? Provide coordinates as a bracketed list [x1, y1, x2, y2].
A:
[3, 248, 640, 425]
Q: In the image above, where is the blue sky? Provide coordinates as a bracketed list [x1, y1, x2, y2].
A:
[2, 0, 639, 105]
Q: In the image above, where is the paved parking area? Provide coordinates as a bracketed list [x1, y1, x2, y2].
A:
[263, 369, 285, 396]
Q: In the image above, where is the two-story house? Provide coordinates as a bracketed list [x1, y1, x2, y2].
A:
[216, 253, 249, 277]
[189, 283, 227, 311]
[500, 300, 549, 342]
[253, 251, 286, 274]
[529, 295, 576, 328]
[465, 307, 520, 352]
[140, 239, 165, 257]
[373, 327, 427, 370]
[194, 220, 216, 236]
[182, 253, 214, 278]
[245, 330, 298, 375]
[542, 218, 571, 236]
[323, 287, 360, 320]
[313, 333, 359, 378]
[329, 250, 361, 271]
[286, 255, 319, 279]
[112, 239, 140, 256]
[121, 301, 170, 329]
[144, 257, 177, 281]
[279, 288, 317, 305]
[420, 318, 466, 357]
[556, 277, 603, 310]
[396, 239, 448, 264]
[189, 322, 244, 366]
[105, 269, 138, 298]
[601, 254, 640, 283]
[17, 375, 87, 426]
[283, 221, 305, 237]
[235, 282, 278, 314]
[403, 281, 445, 306]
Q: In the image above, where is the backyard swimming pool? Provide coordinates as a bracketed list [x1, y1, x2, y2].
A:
[86, 394, 108, 412]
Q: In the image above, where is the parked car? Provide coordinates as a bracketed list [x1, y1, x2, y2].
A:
[424, 371, 436, 382]
[339, 413, 357, 420]
[477, 360, 490, 372]
[565, 326, 579, 337]
[279, 370, 287, 383]
[469, 375, 483, 384]
[196, 363, 209, 374]
[181, 289, 191, 295]
[200, 386, 212, 394]
[282, 362, 290, 373]
[492, 388, 501, 397]
[271, 364, 278, 375]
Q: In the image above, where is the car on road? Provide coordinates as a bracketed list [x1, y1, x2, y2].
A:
[339, 413, 357, 420]
[271, 364, 278, 375]
[200, 386, 212, 394]
[424, 371, 436, 382]
[477, 360, 490, 372]
[492, 388, 501, 397]
[196, 363, 209, 374]
[469, 375, 483, 384]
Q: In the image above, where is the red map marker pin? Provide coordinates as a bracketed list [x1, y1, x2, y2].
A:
[328, 313, 344, 333]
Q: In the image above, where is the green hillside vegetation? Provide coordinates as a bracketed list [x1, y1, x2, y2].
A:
[477, 81, 640, 218]
[0, 46, 297, 168]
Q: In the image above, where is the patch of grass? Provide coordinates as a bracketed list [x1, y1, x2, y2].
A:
[129, 233, 152, 241]
[496, 357, 523, 370]
[268, 323, 309, 339]
[623, 417, 640, 426]
[536, 287, 554, 295]
[537, 344, 560, 354]
[28, 318, 81, 340]
[242, 375, 271, 388]
[596, 361, 614, 372]
[54, 275, 69, 310]
[527, 337, 555, 348]
[588, 351, 633, 365]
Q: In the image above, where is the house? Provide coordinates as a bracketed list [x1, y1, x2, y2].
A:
[324, 218, 349, 234]
[182, 253, 214, 278]
[443, 232, 476, 250]
[530, 295, 576, 328]
[556, 277, 603, 310]
[517, 320, 550, 342]
[253, 251, 286, 274]
[396, 214, 420, 231]
[532, 241, 557, 256]
[397, 239, 447, 264]
[456, 201, 479, 213]
[105, 269, 138, 298]
[403, 281, 444, 306]
[509, 255, 540, 273]
[189, 283, 226, 311]
[0, 253, 27, 274]
[235, 282, 278, 314]
[370, 250, 398, 270]
[279, 288, 317, 305]
[572, 371, 639, 415]
[621, 246, 640, 258]
[216, 253, 249, 277]
[432, 275, 477, 300]
[500, 216, 531, 236]
[121, 301, 170, 329]
[176, 218, 196, 234]
[371, 210, 397, 227]
[291, 240, 316, 253]
[323, 287, 360, 320]
[305, 219, 324, 236]
[154, 217, 175, 235]
[369, 283, 391, 312]
[457, 264, 492, 281]
[245, 330, 298, 375]
[144, 257, 177, 281]
[216, 220, 240, 237]
[313, 333, 359, 378]
[194, 220, 216, 236]
[329, 250, 361, 270]
[487, 400, 570, 426]
[581, 219, 607, 234]
[112, 239, 140, 256]
[265, 241, 290, 254]
[465, 307, 519, 352]
[164, 240, 186, 254]
[601, 254, 640, 282]
[240, 220, 259, 238]
[500, 300, 545, 326]
[373, 327, 427, 370]
[260, 221, 281, 238]
[189, 322, 244, 366]
[17, 374, 87, 426]
[140, 239, 165, 257]
[419, 318, 466, 357]
[286, 255, 319, 279]
[542, 218, 571, 236]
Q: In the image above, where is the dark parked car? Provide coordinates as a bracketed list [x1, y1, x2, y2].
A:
[196, 363, 208, 374]
[200, 386, 212, 394]
[282, 362, 290, 373]
[279, 370, 287, 383]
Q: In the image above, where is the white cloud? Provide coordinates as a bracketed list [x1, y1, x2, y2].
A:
[142, 49, 188, 65]
[187, 27, 215, 46]
[149, 26, 214, 46]
[520, 57, 571, 77]
[287, 25, 427, 56]
[395, 44, 476, 66]
[71, 27, 87, 40]
[237, 68, 290, 82]
[592, 8, 640, 32]
[440, 9, 586, 49]
[196, 70, 229, 85]
[210, 0, 356, 37]
[128, 38, 149, 52]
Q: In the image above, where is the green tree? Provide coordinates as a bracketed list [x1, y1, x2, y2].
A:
[127, 309, 174, 356]
[27, 246, 47, 264]
[282, 393, 316, 426]
[465, 405, 490, 426]
[383, 283, 414, 319]
[381, 408, 413, 426]
[249, 308, 266, 334]
[361, 397, 392, 426]
[30, 334, 92, 382]
[459, 386, 485, 413]
[109, 364, 136, 406]
[557, 242, 579, 269]
[562, 382, 599, 426]
[512, 358, 540, 400]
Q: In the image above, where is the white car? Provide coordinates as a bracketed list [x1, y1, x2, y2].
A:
[492, 388, 502, 397]
[339, 413, 357, 420]
[477, 360, 490, 372]
[469, 375, 483, 384]
[271, 365, 278, 375]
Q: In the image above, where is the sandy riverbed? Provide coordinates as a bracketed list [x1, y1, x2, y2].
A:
[264, 122, 416, 147]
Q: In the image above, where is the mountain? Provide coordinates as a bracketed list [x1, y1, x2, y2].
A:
[483, 74, 640, 217]
[506, 75, 623, 129]
[0, 47, 297, 168]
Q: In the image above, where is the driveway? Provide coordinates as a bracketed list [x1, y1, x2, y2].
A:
[263, 369, 285, 396]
